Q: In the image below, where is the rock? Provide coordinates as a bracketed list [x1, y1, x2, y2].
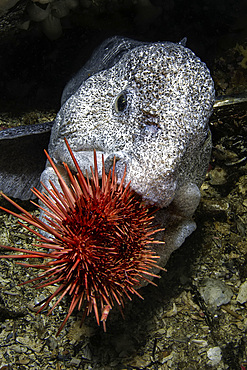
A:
[70, 357, 81, 366]
[237, 279, 247, 304]
[207, 347, 222, 366]
[0, 0, 19, 14]
[201, 198, 229, 215]
[208, 166, 227, 185]
[199, 278, 233, 309]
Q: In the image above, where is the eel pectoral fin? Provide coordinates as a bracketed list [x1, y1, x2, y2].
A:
[0, 122, 53, 200]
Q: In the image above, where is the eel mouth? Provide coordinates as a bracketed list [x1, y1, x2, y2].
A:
[55, 145, 178, 210]
[56, 150, 156, 210]
[54, 146, 131, 189]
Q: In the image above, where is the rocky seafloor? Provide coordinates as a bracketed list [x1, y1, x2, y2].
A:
[0, 1, 247, 369]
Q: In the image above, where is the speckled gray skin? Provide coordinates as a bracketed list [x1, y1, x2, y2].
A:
[41, 36, 215, 269]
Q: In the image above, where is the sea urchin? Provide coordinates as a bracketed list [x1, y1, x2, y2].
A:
[0, 139, 163, 335]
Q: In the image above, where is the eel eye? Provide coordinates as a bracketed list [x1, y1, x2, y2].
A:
[115, 91, 128, 112]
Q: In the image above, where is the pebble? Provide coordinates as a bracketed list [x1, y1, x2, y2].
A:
[70, 357, 81, 366]
[238, 175, 247, 195]
[199, 278, 233, 309]
[10, 344, 23, 354]
[207, 346, 222, 365]
[201, 198, 229, 215]
[237, 279, 247, 304]
[208, 166, 227, 185]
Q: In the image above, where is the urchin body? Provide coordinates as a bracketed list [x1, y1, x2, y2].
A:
[0, 141, 162, 334]
[42, 37, 214, 267]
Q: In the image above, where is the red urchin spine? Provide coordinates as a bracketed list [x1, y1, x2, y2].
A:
[0, 139, 164, 335]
